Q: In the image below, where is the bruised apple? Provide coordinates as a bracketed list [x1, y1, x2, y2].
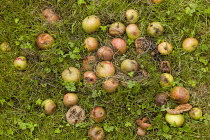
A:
[109, 22, 126, 36]
[90, 106, 106, 123]
[83, 71, 97, 85]
[182, 37, 199, 52]
[97, 46, 114, 61]
[62, 67, 81, 83]
[41, 99, 56, 115]
[125, 9, 139, 23]
[121, 59, 139, 74]
[36, 33, 55, 49]
[189, 107, 202, 120]
[14, 56, 28, 71]
[147, 22, 164, 37]
[126, 24, 140, 39]
[0, 42, 10, 52]
[170, 86, 190, 104]
[84, 37, 98, 52]
[82, 55, 97, 71]
[63, 93, 79, 107]
[96, 61, 115, 78]
[42, 8, 59, 23]
[102, 78, 119, 93]
[155, 93, 168, 107]
[88, 126, 105, 140]
[158, 42, 173, 55]
[82, 15, 101, 34]
[111, 38, 127, 55]
[160, 73, 174, 87]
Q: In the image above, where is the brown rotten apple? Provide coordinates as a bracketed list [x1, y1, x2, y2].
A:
[83, 71, 97, 85]
[42, 8, 59, 23]
[36, 33, 55, 50]
[82, 55, 97, 71]
[62, 67, 81, 83]
[97, 46, 114, 61]
[88, 126, 105, 140]
[170, 86, 190, 104]
[109, 22, 126, 36]
[82, 15, 101, 34]
[96, 61, 115, 78]
[111, 38, 127, 55]
[66, 105, 86, 125]
[155, 93, 168, 107]
[102, 78, 119, 93]
[90, 106, 106, 123]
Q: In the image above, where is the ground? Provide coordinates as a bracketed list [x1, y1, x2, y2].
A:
[0, 0, 209, 139]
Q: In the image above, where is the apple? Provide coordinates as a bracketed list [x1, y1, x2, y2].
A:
[126, 24, 140, 39]
[97, 46, 114, 61]
[41, 99, 56, 115]
[82, 55, 97, 71]
[95, 61, 115, 78]
[165, 113, 185, 127]
[160, 73, 174, 87]
[36, 33, 55, 50]
[0, 42, 10, 52]
[66, 105, 86, 125]
[83, 71, 97, 85]
[102, 78, 119, 93]
[63, 93, 79, 107]
[182, 37, 199, 52]
[82, 15, 101, 34]
[111, 38, 127, 55]
[158, 42, 173, 55]
[90, 106, 106, 123]
[170, 86, 190, 104]
[62, 67, 81, 83]
[189, 107, 202, 120]
[154, 93, 168, 107]
[121, 59, 139, 74]
[14, 56, 28, 71]
[109, 22, 126, 36]
[152, 0, 163, 4]
[88, 126, 105, 140]
[147, 22, 164, 37]
[42, 8, 59, 23]
[125, 9, 139, 24]
[159, 61, 171, 73]
[84, 37, 98, 52]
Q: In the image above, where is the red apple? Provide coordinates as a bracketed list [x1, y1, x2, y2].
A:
[0, 42, 10, 52]
[88, 126, 105, 140]
[189, 107, 202, 120]
[82, 15, 101, 34]
[97, 46, 114, 61]
[102, 78, 119, 93]
[41, 99, 56, 115]
[83, 71, 97, 85]
[14, 56, 28, 71]
[63, 93, 79, 107]
[42, 8, 59, 23]
[121, 59, 139, 74]
[165, 113, 185, 127]
[62, 67, 81, 83]
[182, 37, 198, 52]
[90, 106, 106, 123]
[96, 61, 115, 78]
[125, 9, 139, 24]
[36, 33, 55, 49]
[84, 37, 99, 52]
[158, 42, 173, 55]
[126, 24, 140, 39]
[111, 38, 127, 55]
[147, 22, 164, 37]
[82, 55, 97, 71]
[160, 73, 174, 87]
[170, 86, 190, 104]
[109, 22, 126, 36]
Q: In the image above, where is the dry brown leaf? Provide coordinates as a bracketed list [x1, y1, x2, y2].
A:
[167, 104, 192, 114]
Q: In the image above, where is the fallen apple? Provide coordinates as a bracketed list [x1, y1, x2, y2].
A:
[90, 106, 106, 123]
[182, 37, 199, 52]
[36, 33, 55, 50]
[63, 93, 79, 107]
[82, 15, 101, 34]
[125, 9, 139, 24]
[158, 42, 173, 55]
[66, 105, 86, 125]
[165, 113, 185, 127]
[14, 56, 28, 71]
[147, 22, 164, 37]
[152, 0, 163, 4]
[154, 93, 168, 107]
[160, 73, 174, 87]
[109, 22, 126, 36]
[96, 61, 115, 78]
[102, 77, 119, 93]
[42, 8, 59, 23]
[111, 38, 127, 55]
[82, 55, 97, 71]
[83, 71, 97, 85]
[189, 107, 202, 120]
[41, 99, 56, 115]
[97, 46, 114, 61]
[126, 24, 140, 39]
[84, 37, 99, 52]
[121, 59, 139, 74]
[170, 86, 190, 104]
[62, 67, 81, 83]
[0, 42, 10, 52]
[88, 126, 105, 140]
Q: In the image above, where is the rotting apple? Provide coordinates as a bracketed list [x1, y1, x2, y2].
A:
[14, 56, 28, 71]
[121, 59, 139, 74]
[97, 46, 114, 61]
[62, 67, 81, 83]
[189, 107, 202, 120]
[90, 106, 106, 123]
[88, 126, 105, 140]
[126, 24, 140, 39]
[66, 105, 86, 125]
[102, 77, 119, 93]
[125, 9, 139, 24]
[154, 93, 168, 107]
[182, 37, 199, 52]
[82, 55, 97, 71]
[160, 73, 174, 87]
[165, 113, 185, 127]
[63, 93, 79, 107]
[147, 22, 164, 37]
[0, 42, 10, 52]
[42, 8, 59, 23]
[36, 33, 55, 50]
[95, 61, 115, 78]
[109, 22, 126, 36]
[83, 71, 97, 85]
[111, 38, 127, 55]
[170, 86, 190, 104]
[158, 42, 173, 55]
[82, 15, 101, 34]
[41, 99, 56, 115]
[84, 37, 99, 52]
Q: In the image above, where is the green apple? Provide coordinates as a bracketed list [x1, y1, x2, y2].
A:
[158, 42, 173, 55]
[147, 22, 164, 37]
[160, 73, 174, 87]
[165, 113, 185, 127]
[82, 15, 101, 34]
[182, 37, 198, 52]
[0, 42, 11, 52]
[126, 24, 140, 39]
[125, 9, 139, 23]
[41, 99, 56, 115]
[121, 59, 139, 74]
[62, 67, 81, 83]
[14, 56, 28, 71]
[189, 107, 202, 120]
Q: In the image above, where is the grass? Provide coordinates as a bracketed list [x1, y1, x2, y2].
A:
[0, 0, 209, 139]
